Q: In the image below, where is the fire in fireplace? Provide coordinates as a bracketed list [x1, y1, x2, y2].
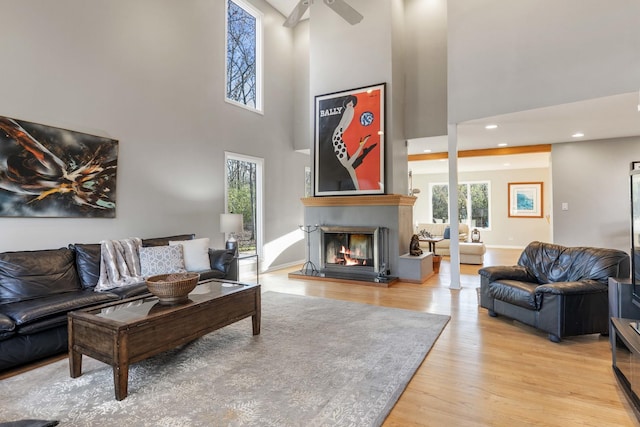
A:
[320, 226, 383, 275]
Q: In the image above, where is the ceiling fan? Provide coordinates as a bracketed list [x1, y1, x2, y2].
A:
[283, 0, 364, 28]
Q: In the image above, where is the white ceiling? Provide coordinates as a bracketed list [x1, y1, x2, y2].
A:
[268, 0, 301, 18]
[265, 2, 640, 174]
[408, 91, 640, 173]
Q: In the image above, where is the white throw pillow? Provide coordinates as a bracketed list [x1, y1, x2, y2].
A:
[170, 237, 211, 272]
[139, 245, 187, 277]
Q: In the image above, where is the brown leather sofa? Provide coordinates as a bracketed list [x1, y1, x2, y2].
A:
[0, 234, 236, 372]
[479, 241, 629, 342]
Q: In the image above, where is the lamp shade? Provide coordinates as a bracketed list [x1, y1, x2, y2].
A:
[220, 213, 243, 234]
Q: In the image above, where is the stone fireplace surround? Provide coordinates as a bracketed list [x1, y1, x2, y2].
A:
[301, 195, 416, 283]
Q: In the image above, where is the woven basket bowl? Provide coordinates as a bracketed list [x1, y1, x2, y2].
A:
[145, 272, 200, 305]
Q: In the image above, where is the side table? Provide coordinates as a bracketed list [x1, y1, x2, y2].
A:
[419, 237, 444, 254]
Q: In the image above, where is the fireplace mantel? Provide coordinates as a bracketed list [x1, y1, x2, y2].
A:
[301, 194, 416, 207]
[301, 193, 415, 283]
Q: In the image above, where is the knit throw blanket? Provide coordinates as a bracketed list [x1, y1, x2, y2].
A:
[95, 238, 144, 291]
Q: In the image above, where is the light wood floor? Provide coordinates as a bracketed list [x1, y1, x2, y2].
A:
[3, 249, 639, 426]
[259, 248, 640, 427]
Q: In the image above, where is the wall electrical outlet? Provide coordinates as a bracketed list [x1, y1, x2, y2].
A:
[561, 202, 569, 211]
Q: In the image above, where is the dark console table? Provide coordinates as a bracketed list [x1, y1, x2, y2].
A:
[611, 317, 640, 419]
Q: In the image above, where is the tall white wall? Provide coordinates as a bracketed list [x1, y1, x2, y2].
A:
[404, 0, 448, 139]
[305, 0, 411, 273]
[309, 0, 407, 195]
[552, 137, 640, 253]
[448, 0, 640, 123]
[293, 20, 311, 152]
[0, 0, 307, 269]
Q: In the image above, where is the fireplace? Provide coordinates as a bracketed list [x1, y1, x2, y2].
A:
[320, 226, 388, 278]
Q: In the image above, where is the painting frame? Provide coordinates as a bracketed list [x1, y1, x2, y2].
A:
[508, 182, 543, 218]
[0, 115, 118, 218]
[314, 83, 385, 196]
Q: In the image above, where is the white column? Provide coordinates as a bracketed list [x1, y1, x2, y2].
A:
[448, 123, 461, 289]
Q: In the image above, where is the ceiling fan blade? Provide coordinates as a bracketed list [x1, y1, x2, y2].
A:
[283, 0, 311, 28]
[323, 0, 363, 25]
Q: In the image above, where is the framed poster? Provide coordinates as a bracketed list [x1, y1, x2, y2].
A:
[314, 83, 385, 196]
[508, 182, 543, 218]
[0, 115, 118, 217]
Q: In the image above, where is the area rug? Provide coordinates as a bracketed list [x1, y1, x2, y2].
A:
[0, 292, 449, 427]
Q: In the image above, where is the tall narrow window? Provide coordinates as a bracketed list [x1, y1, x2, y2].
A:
[225, 153, 263, 256]
[226, 0, 262, 112]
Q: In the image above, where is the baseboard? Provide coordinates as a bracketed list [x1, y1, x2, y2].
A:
[485, 244, 526, 250]
[261, 259, 305, 273]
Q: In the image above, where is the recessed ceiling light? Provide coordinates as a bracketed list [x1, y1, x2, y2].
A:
[439, 159, 446, 162]
[423, 149, 432, 153]
[485, 124, 498, 130]
[497, 143, 508, 147]
[503, 163, 511, 166]
[572, 132, 584, 138]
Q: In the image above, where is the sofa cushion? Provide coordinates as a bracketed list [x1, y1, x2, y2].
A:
[170, 237, 211, 272]
[142, 234, 195, 247]
[417, 223, 469, 241]
[0, 249, 81, 304]
[139, 245, 187, 276]
[69, 243, 101, 289]
[107, 282, 150, 299]
[0, 290, 118, 327]
[0, 312, 15, 340]
[443, 227, 450, 239]
[488, 279, 540, 310]
[518, 241, 630, 284]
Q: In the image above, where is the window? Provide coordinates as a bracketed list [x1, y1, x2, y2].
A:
[225, 0, 262, 112]
[430, 181, 490, 229]
[225, 153, 263, 255]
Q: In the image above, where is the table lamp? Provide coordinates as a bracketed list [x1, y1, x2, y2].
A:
[220, 213, 243, 254]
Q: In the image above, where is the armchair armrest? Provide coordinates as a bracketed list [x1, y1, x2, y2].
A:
[208, 249, 237, 280]
[478, 265, 535, 283]
[0, 312, 15, 332]
[535, 280, 607, 295]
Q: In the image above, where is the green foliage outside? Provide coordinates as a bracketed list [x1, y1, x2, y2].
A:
[431, 182, 490, 228]
[227, 159, 257, 253]
[470, 183, 489, 228]
[431, 184, 448, 222]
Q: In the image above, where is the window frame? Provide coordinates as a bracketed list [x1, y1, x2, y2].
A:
[224, 0, 264, 114]
[224, 151, 264, 260]
[429, 180, 492, 230]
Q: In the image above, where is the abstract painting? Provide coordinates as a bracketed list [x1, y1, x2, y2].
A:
[508, 182, 543, 218]
[0, 115, 118, 217]
[314, 83, 385, 196]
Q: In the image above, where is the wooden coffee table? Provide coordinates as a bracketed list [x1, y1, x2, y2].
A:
[68, 279, 260, 400]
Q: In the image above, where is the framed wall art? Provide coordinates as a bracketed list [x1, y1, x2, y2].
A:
[0, 115, 118, 218]
[314, 83, 385, 196]
[508, 182, 543, 218]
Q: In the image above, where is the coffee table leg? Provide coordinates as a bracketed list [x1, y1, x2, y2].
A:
[252, 291, 261, 335]
[69, 350, 82, 378]
[68, 317, 82, 378]
[113, 363, 129, 401]
[114, 332, 129, 400]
